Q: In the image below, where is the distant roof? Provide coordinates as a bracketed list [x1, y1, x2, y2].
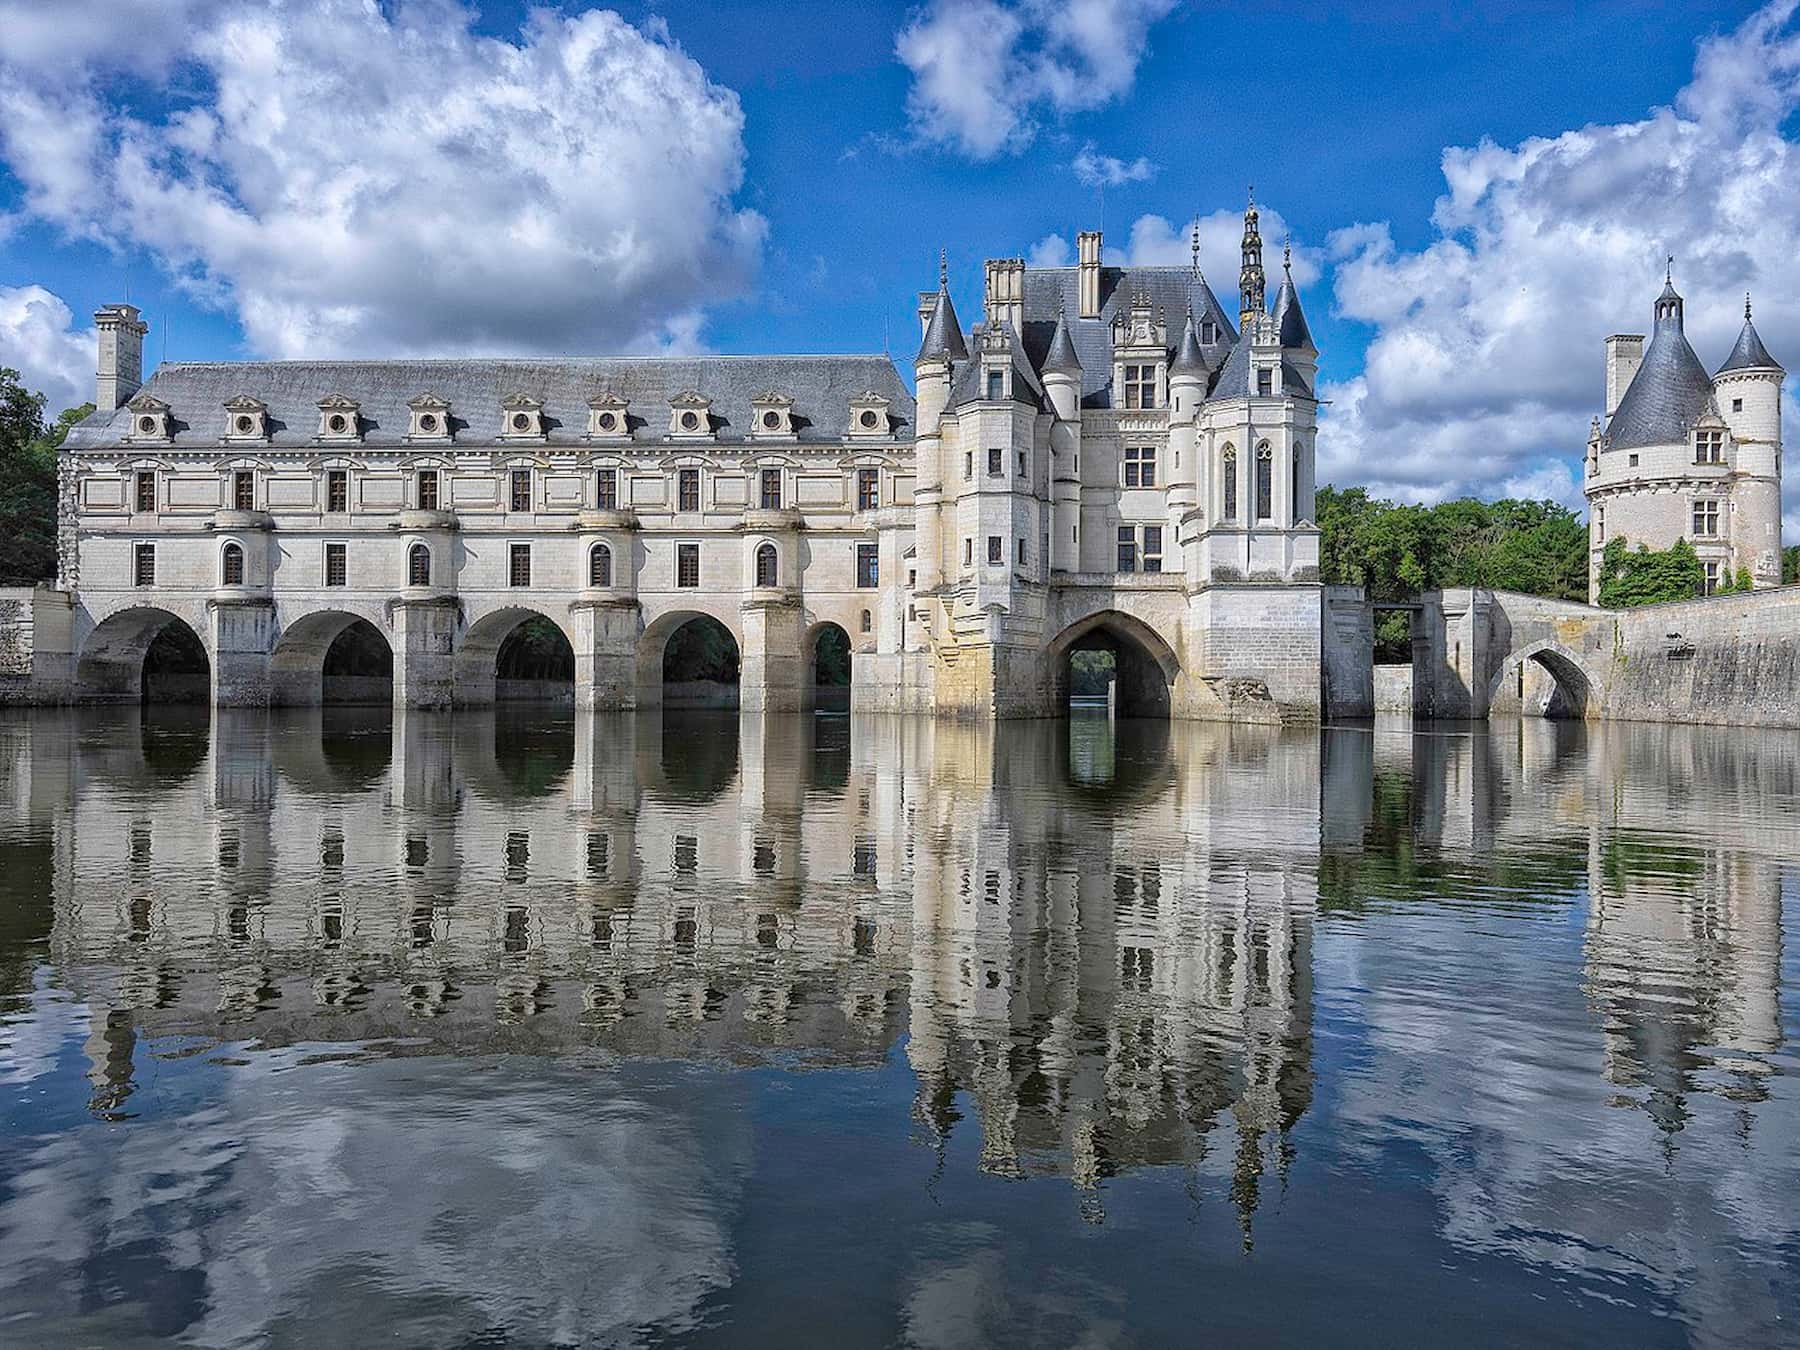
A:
[64, 354, 914, 449]
[1606, 295, 1715, 450]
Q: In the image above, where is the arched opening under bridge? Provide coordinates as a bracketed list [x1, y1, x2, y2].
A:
[658, 613, 741, 710]
[810, 621, 852, 713]
[272, 612, 393, 705]
[455, 609, 575, 705]
[76, 608, 211, 704]
[1504, 645, 1597, 720]
[1049, 612, 1176, 719]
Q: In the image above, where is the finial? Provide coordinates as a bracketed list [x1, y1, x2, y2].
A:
[939, 248, 948, 288]
[1191, 216, 1200, 276]
[1283, 238, 1292, 271]
[1746, 291, 1753, 320]
[1666, 254, 1673, 284]
[1247, 184, 1255, 208]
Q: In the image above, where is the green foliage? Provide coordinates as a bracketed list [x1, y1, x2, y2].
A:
[1596, 536, 1704, 608]
[663, 616, 739, 682]
[496, 616, 575, 680]
[812, 624, 850, 686]
[1784, 545, 1800, 585]
[0, 369, 83, 586]
[1713, 566, 1755, 596]
[1068, 649, 1114, 696]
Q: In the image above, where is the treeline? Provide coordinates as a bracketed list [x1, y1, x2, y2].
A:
[0, 368, 91, 586]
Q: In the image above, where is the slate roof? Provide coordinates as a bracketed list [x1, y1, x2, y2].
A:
[1272, 269, 1314, 351]
[1207, 336, 1315, 402]
[1041, 308, 1083, 376]
[64, 355, 914, 450]
[1606, 300, 1716, 450]
[916, 286, 968, 364]
[949, 325, 1045, 409]
[1717, 312, 1782, 374]
[1170, 312, 1207, 377]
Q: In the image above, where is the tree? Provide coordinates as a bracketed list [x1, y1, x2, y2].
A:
[0, 369, 80, 587]
[1596, 537, 1704, 607]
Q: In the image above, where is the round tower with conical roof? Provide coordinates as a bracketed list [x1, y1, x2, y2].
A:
[1715, 293, 1785, 588]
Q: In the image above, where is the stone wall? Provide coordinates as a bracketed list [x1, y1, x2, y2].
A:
[1373, 665, 1413, 714]
[1605, 588, 1800, 728]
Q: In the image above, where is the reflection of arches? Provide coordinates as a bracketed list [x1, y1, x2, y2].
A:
[271, 611, 392, 705]
[455, 607, 576, 706]
[1047, 611, 1179, 718]
[640, 610, 741, 709]
[76, 607, 211, 704]
[1490, 641, 1599, 720]
[809, 620, 852, 712]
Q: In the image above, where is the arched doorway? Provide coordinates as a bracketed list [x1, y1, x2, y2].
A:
[454, 609, 575, 706]
[810, 622, 851, 712]
[1050, 613, 1176, 718]
[660, 615, 740, 709]
[76, 608, 212, 704]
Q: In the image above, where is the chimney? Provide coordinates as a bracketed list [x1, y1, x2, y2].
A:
[983, 258, 1025, 335]
[1604, 333, 1644, 421]
[94, 304, 148, 411]
[917, 290, 939, 338]
[1077, 230, 1102, 319]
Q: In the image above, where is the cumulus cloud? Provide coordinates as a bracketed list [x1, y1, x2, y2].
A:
[0, 286, 96, 415]
[1318, 0, 1800, 512]
[1027, 233, 1072, 268]
[1071, 143, 1156, 189]
[896, 0, 1177, 159]
[0, 0, 765, 360]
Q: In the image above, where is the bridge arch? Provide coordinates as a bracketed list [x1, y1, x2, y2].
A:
[270, 608, 393, 705]
[639, 607, 742, 708]
[1489, 640, 1601, 720]
[1046, 610, 1180, 717]
[454, 606, 576, 706]
[75, 605, 212, 703]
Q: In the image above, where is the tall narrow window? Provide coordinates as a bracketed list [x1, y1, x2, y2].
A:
[1117, 526, 1137, 573]
[1255, 444, 1274, 521]
[1017, 451, 1027, 479]
[233, 470, 254, 511]
[964, 538, 973, 567]
[1123, 364, 1157, 409]
[596, 468, 618, 509]
[1292, 446, 1302, 518]
[1256, 367, 1274, 397]
[1015, 537, 1027, 565]
[134, 471, 155, 513]
[1703, 561, 1720, 595]
[964, 451, 974, 481]
[408, 543, 431, 586]
[1222, 448, 1238, 520]
[221, 542, 244, 586]
[857, 469, 879, 512]
[510, 469, 531, 512]
[509, 543, 531, 587]
[327, 469, 348, 513]
[1142, 526, 1163, 573]
[677, 542, 701, 588]
[417, 470, 439, 510]
[760, 468, 782, 510]
[678, 468, 700, 512]
[860, 608, 872, 634]
[755, 542, 778, 588]
[589, 543, 612, 588]
[856, 543, 878, 589]
[133, 543, 156, 587]
[987, 447, 1002, 477]
[325, 542, 347, 587]
[1123, 445, 1157, 487]
[986, 370, 1004, 401]
[987, 535, 1002, 565]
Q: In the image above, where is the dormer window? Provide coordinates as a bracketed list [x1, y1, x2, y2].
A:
[223, 395, 269, 442]
[1122, 364, 1157, 409]
[588, 393, 630, 439]
[750, 393, 795, 438]
[668, 391, 713, 439]
[1202, 320, 1219, 345]
[316, 394, 361, 442]
[501, 393, 545, 440]
[127, 393, 172, 442]
[985, 369, 1005, 401]
[408, 393, 453, 441]
[849, 392, 891, 439]
[1256, 367, 1275, 398]
[1695, 429, 1724, 464]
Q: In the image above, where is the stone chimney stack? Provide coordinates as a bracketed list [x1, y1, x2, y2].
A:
[983, 258, 1025, 335]
[1603, 333, 1644, 421]
[1077, 231, 1102, 319]
[94, 304, 148, 411]
[917, 290, 940, 338]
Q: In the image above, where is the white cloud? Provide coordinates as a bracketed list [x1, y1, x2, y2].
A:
[1070, 143, 1156, 189]
[1318, 0, 1800, 510]
[1027, 233, 1072, 268]
[0, 1, 765, 360]
[0, 286, 96, 415]
[896, 0, 1177, 159]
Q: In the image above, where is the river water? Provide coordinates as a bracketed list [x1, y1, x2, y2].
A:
[0, 708, 1795, 1348]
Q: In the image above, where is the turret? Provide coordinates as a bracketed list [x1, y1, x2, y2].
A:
[1041, 306, 1083, 573]
[912, 251, 965, 594]
[1270, 242, 1317, 396]
[94, 304, 148, 411]
[1715, 292, 1785, 588]
[1167, 308, 1207, 550]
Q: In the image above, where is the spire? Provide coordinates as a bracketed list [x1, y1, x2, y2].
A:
[1271, 243, 1313, 352]
[1718, 290, 1783, 374]
[916, 251, 967, 365]
[1041, 303, 1083, 377]
[1191, 215, 1201, 278]
[1170, 306, 1207, 377]
[1238, 189, 1265, 330]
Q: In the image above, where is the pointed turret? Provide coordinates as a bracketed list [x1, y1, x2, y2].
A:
[1718, 293, 1783, 374]
[1040, 304, 1082, 377]
[916, 250, 967, 365]
[1170, 308, 1208, 377]
[1606, 266, 1715, 451]
[1271, 241, 1313, 352]
[1238, 190, 1265, 331]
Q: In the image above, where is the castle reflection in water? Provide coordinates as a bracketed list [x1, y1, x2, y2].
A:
[4, 707, 1786, 1234]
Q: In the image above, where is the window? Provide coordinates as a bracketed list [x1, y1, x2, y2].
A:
[1693, 500, 1720, 536]
[678, 468, 700, 512]
[1696, 430, 1724, 464]
[1703, 560, 1720, 595]
[1256, 444, 1274, 520]
[509, 543, 531, 587]
[417, 470, 439, 510]
[133, 543, 155, 587]
[760, 468, 782, 510]
[987, 536, 1002, 565]
[1222, 448, 1238, 519]
[755, 541, 778, 588]
[1142, 525, 1163, 573]
[325, 542, 347, 587]
[589, 543, 612, 588]
[1293, 447, 1302, 517]
[1122, 363, 1156, 409]
[1733, 398, 1744, 413]
[986, 369, 1004, 401]
[857, 469, 879, 512]
[1202, 320, 1218, 344]
[327, 470, 348, 513]
[856, 543, 878, 589]
[510, 469, 531, 512]
[1596, 506, 1605, 543]
[134, 472, 155, 513]
[860, 608, 872, 633]
[233, 471, 254, 511]
[409, 543, 431, 586]
[677, 542, 700, 588]
[1015, 537, 1027, 565]
[987, 447, 1002, 477]
[964, 538, 973, 567]
[222, 542, 244, 586]
[964, 451, 974, 481]
[1628, 453, 1640, 467]
[1123, 445, 1157, 487]
[1117, 526, 1137, 573]
[1257, 367, 1274, 397]
[596, 468, 618, 509]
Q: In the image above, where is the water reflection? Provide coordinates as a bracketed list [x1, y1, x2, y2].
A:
[0, 709, 1794, 1345]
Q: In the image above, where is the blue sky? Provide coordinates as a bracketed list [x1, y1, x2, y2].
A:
[2, 0, 1795, 515]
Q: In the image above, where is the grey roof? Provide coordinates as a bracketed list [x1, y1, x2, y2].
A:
[1170, 312, 1208, 377]
[916, 286, 968, 364]
[1272, 268, 1314, 351]
[64, 354, 914, 449]
[1206, 335, 1315, 403]
[1018, 266, 1236, 407]
[1040, 308, 1083, 375]
[949, 325, 1044, 410]
[1606, 299, 1716, 450]
[1717, 313, 1782, 374]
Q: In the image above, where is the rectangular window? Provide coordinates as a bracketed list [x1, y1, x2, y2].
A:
[1116, 526, 1137, 573]
[987, 447, 1002, 477]
[133, 543, 155, 587]
[677, 542, 700, 588]
[325, 542, 347, 587]
[1596, 506, 1605, 543]
[1017, 451, 1027, 479]
[1257, 367, 1274, 397]
[596, 468, 618, 509]
[1695, 430, 1724, 464]
[1256, 451, 1274, 520]
[857, 468, 879, 512]
[964, 451, 974, 481]
[510, 469, 531, 512]
[1703, 561, 1719, 595]
[986, 370, 1004, 401]
[855, 543, 879, 589]
[987, 536, 1002, 564]
[1016, 537, 1027, 565]
[327, 469, 348, 513]
[760, 468, 782, 510]
[233, 470, 254, 511]
[1122, 363, 1156, 409]
[1142, 525, 1163, 573]
[1693, 500, 1720, 536]
[134, 472, 155, 513]
[1732, 398, 1744, 412]
[417, 470, 439, 511]
[964, 538, 973, 567]
[509, 543, 531, 587]
[678, 468, 700, 512]
[1123, 445, 1157, 488]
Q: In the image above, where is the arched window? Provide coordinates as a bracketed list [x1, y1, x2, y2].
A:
[589, 542, 612, 588]
[755, 542, 778, 588]
[221, 542, 244, 586]
[1255, 442, 1274, 521]
[860, 608, 872, 634]
[1222, 445, 1238, 521]
[408, 543, 431, 587]
[1292, 444, 1303, 519]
